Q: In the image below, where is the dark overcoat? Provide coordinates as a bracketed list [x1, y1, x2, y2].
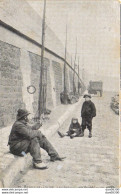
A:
[8, 120, 40, 155]
[81, 100, 96, 118]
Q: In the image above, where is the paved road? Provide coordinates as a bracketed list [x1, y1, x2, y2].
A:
[12, 92, 119, 188]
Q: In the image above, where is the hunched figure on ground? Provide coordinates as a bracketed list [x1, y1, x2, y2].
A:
[81, 94, 96, 138]
[8, 109, 65, 169]
[58, 118, 82, 139]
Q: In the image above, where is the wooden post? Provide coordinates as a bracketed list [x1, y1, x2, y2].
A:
[38, 0, 46, 119]
[71, 55, 73, 67]
[73, 37, 77, 95]
[63, 24, 68, 104]
[78, 57, 80, 94]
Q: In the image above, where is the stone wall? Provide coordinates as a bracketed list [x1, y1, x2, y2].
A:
[29, 52, 53, 114]
[0, 22, 84, 128]
[29, 52, 41, 114]
[0, 0, 85, 128]
[0, 39, 84, 128]
[0, 40, 25, 127]
[52, 61, 63, 105]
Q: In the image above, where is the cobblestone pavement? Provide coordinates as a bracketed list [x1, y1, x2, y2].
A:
[12, 92, 119, 188]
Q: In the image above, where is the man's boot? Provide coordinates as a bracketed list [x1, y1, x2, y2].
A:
[50, 156, 66, 162]
[88, 130, 92, 138]
[70, 135, 74, 139]
[79, 129, 84, 137]
[33, 162, 48, 169]
[57, 131, 65, 138]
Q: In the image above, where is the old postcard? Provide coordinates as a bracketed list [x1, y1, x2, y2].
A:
[0, 0, 120, 192]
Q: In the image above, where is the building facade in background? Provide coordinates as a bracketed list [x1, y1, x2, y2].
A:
[0, 0, 84, 127]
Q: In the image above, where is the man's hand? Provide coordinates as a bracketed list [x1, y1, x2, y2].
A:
[32, 121, 42, 130]
[35, 121, 42, 130]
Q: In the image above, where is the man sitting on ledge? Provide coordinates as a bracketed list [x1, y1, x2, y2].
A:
[8, 109, 65, 169]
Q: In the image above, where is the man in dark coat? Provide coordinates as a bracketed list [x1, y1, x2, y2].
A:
[58, 118, 82, 139]
[81, 94, 96, 138]
[8, 109, 65, 169]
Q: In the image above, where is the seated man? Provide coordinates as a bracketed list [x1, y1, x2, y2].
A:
[8, 109, 65, 170]
[58, 118, 82, 139]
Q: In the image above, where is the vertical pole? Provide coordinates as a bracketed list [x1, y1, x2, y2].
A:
[78, 57, 80, 94]
[63, 24, 68, 104]
[38, 0, 46, 119]
[73, 37, 77, 95]
[71, 55, 73, 67]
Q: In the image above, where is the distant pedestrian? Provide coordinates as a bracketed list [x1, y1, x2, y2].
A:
[80, 94, 96, 138]
[58, 118, 82, 139]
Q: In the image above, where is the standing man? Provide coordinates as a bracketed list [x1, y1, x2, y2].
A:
[8, 109, 65, 169]
[81, 94, 96, 138]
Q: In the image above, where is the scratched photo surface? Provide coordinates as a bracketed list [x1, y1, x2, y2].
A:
[0, 0, 120, 188]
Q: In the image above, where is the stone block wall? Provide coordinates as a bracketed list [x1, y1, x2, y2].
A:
[52, 61, 63, 105]
[46, 59, 53, 109]
[69, 69, 79, 93]
[0, 40, 83, 127]
[0, 40, 25, 127]
[29, 52, 41, 115]
[29, 52, 53, 115]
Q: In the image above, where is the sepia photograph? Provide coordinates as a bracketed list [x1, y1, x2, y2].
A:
[0, 0, 120, 190]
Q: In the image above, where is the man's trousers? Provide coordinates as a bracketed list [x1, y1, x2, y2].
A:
[81, 117, 92, 132]
[10, 132, 59, 163]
